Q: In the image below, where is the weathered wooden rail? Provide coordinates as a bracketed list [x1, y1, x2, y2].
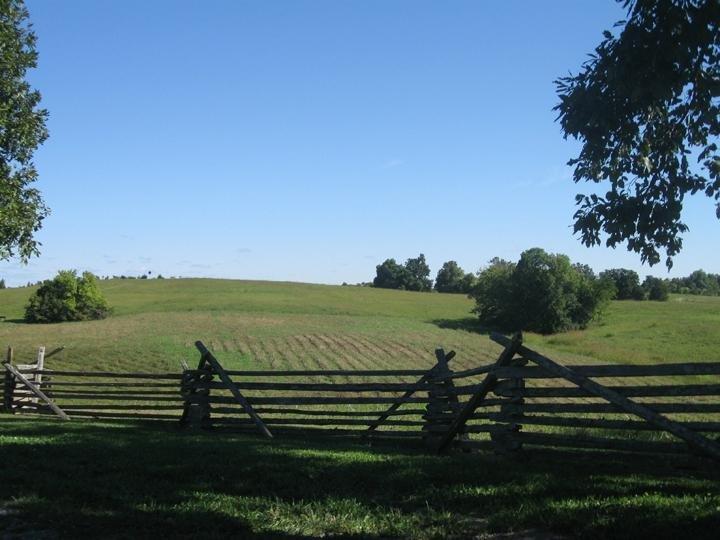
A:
[3, 336, 720, 460]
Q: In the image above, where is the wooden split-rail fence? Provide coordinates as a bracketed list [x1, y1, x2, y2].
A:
[2, 335, 720, 460]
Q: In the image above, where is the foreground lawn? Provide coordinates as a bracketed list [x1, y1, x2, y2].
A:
[1, 418, 719, 539]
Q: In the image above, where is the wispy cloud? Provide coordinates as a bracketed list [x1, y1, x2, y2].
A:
[381, 158, 404, 169]
[236, 247, 252, 254]
[509, 166, 573, 191]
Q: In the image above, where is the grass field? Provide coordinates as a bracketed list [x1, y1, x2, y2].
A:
[1, 279, 720, 538]
[2, 278, 719, 372]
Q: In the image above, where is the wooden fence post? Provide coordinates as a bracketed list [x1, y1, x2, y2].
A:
[31, 346, 45, 406]
[366, 350, 455, 436]
[435, 332, 523, 453]
[180, 351, 214, 429]
[422, 349, 463, 449]
[2, 347, 15, 413]
[490, 366, 526, 453]
[195, 341, 273, 439]
[490, 333, 720, 461]
[4, 364, 69, 420]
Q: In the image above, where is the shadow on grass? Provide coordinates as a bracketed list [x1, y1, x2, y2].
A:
[430, 317, 495, 334]
[1, 418, 719, 539]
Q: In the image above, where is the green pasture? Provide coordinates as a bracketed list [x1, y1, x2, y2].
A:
[2, 279, 720, 538]
[1, 278, 719, 373]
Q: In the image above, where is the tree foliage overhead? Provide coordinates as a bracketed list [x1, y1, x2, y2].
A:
[470, 249, 614, 334]
[0, 0, 48, 262]
[556, 0, 719, 268]
[25, 270, 110, 323]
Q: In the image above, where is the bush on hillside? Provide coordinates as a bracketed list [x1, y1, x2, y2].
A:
[25, 270, 111, 323]
[643, 276, 670, 301]
[470, 248, 614, 334]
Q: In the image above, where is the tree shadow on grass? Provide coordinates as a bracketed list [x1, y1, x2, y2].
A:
[430, 317, 494, 334]
[1, 419, 719, 539]
[1, 318, 28, 324]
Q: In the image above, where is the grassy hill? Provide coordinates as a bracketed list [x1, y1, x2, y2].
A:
[1, 278, 719, 373]
[2, 279, 720, 538]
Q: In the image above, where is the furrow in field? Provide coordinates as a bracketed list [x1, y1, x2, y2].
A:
[383, 337, 422, 362]
[337, 335, 393, 370]
[302, 334, 346, 373]
[290, 335, 334, 373]
[342, 336, 392, 371]
[323, 334, 382, 371]
[231, 337, 249, 357]
[265, 337, 293, 371]
[354, 335, 424, 370]
[312, 334, 369, 377]
[282, 335, 314, 370]
[254, 337, 281, 370]
[243, 336, 270, 369]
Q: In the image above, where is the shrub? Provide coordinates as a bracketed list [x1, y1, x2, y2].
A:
[643, 276, 670, 301]
[25, 270, 111, 323]
[470, 249, 613, 334]
[471, 257, 515, 329]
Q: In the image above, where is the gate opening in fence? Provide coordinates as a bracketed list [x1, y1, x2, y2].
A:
[3, 334, 720, 460]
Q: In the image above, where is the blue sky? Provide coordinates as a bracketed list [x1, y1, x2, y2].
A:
[2, 0, 718, 286]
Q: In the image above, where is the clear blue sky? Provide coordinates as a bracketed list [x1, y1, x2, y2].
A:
[2, 0, 718, 286]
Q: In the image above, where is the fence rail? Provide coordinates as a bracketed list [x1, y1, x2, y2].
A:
[3, 337, 720, 460]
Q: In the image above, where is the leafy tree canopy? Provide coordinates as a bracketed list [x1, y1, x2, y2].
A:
[373, 254, 432, 292]
[471, 249, 614, 334]
[434, 260, 477, 294]
[599, 268, 645, 300]
[373, 258, 407, 290]
[403, 254, 433, 292]
[556, 0, 719, 268]
[25, 270, 110, 323]
[643, 275, 670, 301]
[0, 0, 49, 261]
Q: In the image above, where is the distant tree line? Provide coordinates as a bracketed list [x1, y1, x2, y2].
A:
[599, 268, 720, 301]
[666, 270, 720, 296]
[369, 254, 719, 302]
[371, 254, 476, 293]
[368, 250, 720, 334]
[373, 254, 433, 292]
